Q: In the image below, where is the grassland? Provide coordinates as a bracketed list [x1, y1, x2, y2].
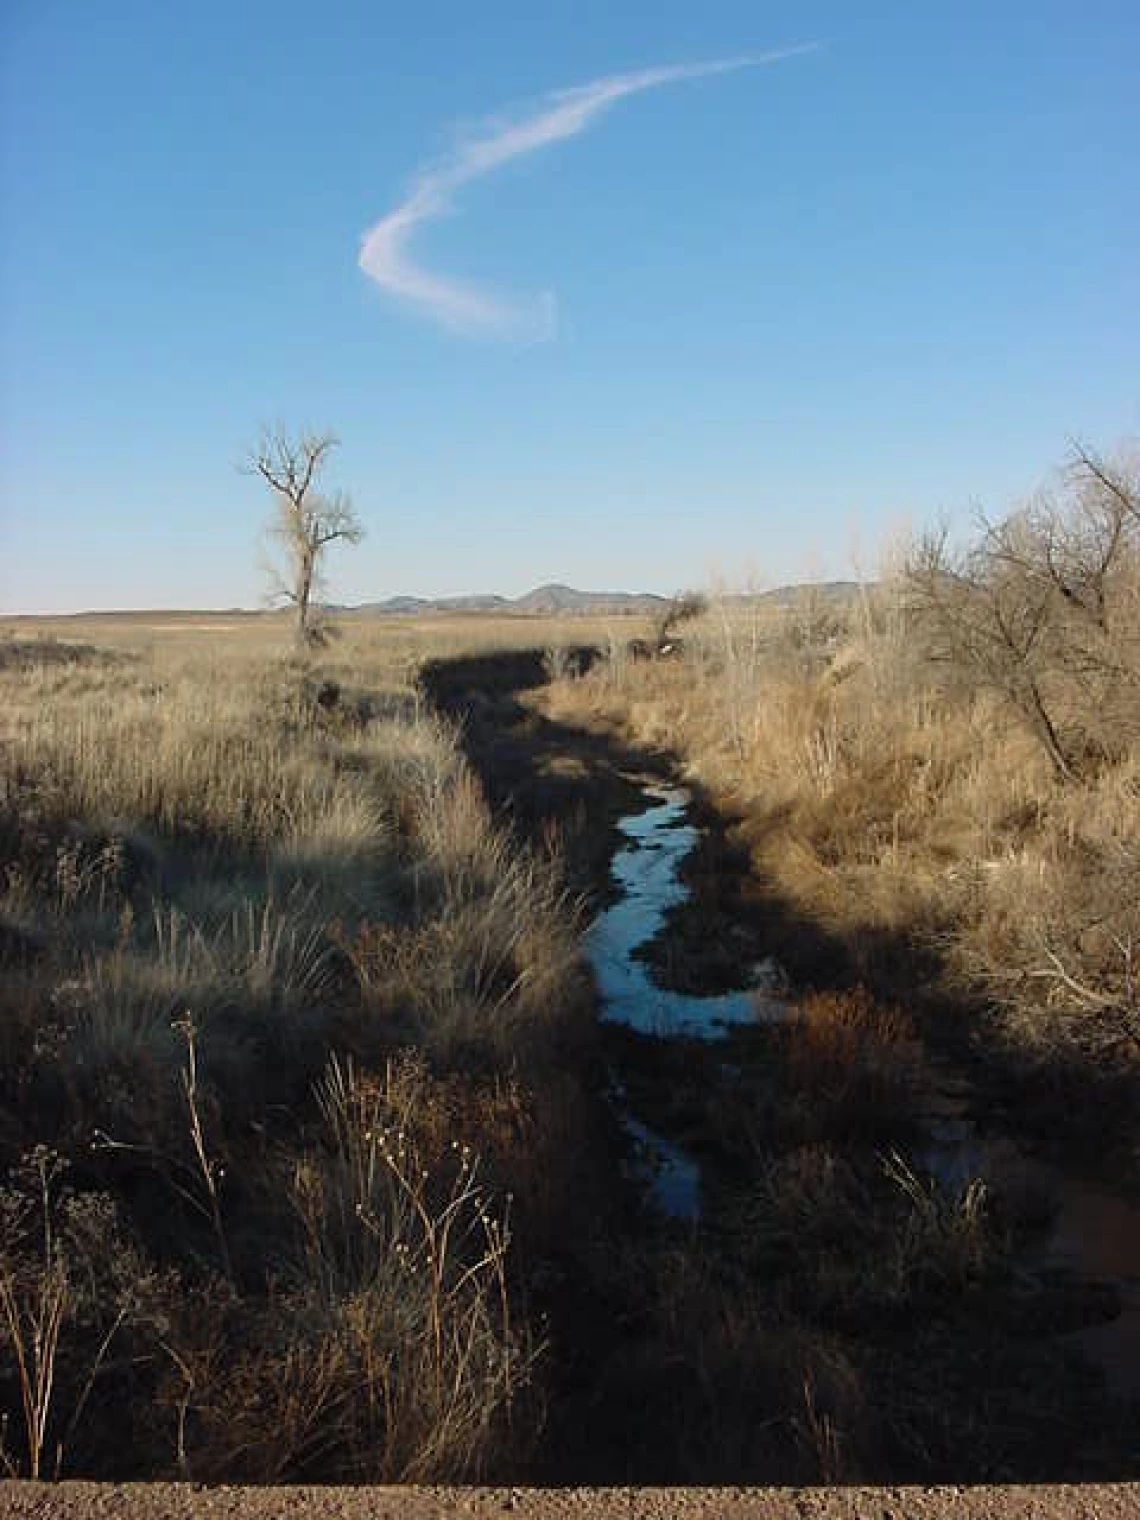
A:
[4, 459, 1140, 1489]
[0, 613, 625, 1483]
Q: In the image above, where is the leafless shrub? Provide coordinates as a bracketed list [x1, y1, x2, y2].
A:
[906, 445, 1140, 780]
[652, 590, 708, 653]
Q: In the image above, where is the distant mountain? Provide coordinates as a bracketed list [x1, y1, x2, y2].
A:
[28, 580, 870, 623]
[512, 583, 668, 615]
[343, 580, 867, 619]
[741, 580, 865, 609]
[350, 584, 668, 618]
[351, 594, 507, 615]
[355, 595, 431, 615]
[433, 593, 513, 612]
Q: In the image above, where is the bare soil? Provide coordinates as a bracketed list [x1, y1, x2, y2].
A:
[3, 1482, 1139, 1519]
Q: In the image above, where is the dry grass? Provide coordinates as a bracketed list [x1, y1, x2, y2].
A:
[543, 574, 1140, 1090]
[5, 548, 1135, 1481]
[0, 614, 598, 1481]
[782, 990, 925, 1138]
[177, 1054, 531, 1483]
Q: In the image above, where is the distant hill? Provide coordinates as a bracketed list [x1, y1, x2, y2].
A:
[345, 581, 869, 619]
[18, 581, 870, 623]
[353, 593, 513, 615]
[349, 584, 669, 618]
[726, 580, 864, 609]
[512, 583, 669, 615]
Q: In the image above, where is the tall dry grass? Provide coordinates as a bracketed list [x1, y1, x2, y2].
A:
[0, 622, 590, 1480]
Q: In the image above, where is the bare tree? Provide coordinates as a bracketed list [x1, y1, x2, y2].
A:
[905, 443, 1140, 781]
[907, 520, 1075, 780]
[249, 428, 363, 647]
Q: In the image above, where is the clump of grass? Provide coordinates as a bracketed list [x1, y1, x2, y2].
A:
[781, 989, 925, 1140]
[0, 636, 131, 674]
[175, 1056, 533, 1483]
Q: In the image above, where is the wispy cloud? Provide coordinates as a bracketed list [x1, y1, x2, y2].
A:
[358, 46, 818, 341]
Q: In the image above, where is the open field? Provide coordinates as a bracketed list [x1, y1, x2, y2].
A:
[3, 535, 1140, 1488]
[0, 610, 645, 661]
[0, 613, 620, 1484]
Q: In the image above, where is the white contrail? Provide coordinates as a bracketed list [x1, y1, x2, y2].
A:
[358, 46, 818, 340]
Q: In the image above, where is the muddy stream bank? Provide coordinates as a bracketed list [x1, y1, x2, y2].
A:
[421, 650, 1140, 1483]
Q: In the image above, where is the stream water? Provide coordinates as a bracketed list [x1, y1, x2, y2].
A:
[587, 786, 787, 1039]
[586, 783, 789, 1220]
[586, 777, 1140, 1397]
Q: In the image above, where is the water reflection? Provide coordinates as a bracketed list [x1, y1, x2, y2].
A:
[587, 786, 785, 1038]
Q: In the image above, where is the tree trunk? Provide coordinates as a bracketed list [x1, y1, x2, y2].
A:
[1023, 678, 1075, 782]
[296, 549, 314, 646]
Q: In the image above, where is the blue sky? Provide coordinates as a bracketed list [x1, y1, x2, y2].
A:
[2, 0, 1137, 612]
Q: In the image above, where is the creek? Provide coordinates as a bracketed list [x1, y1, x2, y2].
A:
[587, 776, 1140, 1398]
